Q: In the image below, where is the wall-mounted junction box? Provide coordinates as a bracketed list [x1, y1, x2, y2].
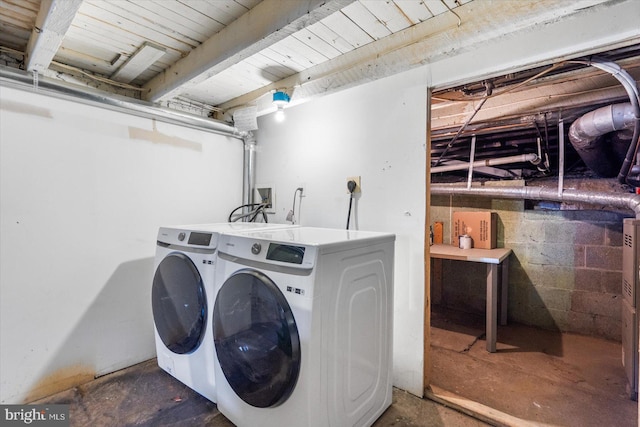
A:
[255, 186, 275, 213]
[347, 176, 361, 193]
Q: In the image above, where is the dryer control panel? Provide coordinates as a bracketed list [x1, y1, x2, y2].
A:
[218, 234, 317, 270]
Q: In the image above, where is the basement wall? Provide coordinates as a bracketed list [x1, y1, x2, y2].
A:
[254, 68, 428, 397]
[431, 180, 628, 341]
[0, 86, 244, 404]
[253, 0, 639, 397]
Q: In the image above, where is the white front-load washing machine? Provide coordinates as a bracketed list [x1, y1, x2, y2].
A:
[212, 226, 395, 426]
[151, 222, 295, 403]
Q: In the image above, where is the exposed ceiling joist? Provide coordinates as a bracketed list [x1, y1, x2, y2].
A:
[143, 0, 356, 103]
[217, 0, 618, 117]
[25, 0, 83, 72]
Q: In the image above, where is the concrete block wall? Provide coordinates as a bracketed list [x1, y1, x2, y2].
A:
[430, 182, 628, 342]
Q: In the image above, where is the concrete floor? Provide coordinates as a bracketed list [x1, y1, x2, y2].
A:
[33, 358, 487, 427]
[430, 306, 638, 427]
[32, 306, 638, 426]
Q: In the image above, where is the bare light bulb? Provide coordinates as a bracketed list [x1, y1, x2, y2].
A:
[275, 105, 285, 122]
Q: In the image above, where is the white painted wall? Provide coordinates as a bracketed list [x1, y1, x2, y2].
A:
[254, 68, 429, 396]
[253, 0, 640, 398]
[1, 0, 637, 406]
[0, 86, 244, 403]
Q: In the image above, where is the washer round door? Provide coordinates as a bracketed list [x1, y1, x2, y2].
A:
[152, 252, 207, 354]
[213, 269, 300, 408]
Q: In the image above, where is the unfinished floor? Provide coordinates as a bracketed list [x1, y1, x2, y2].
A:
[32, 307, 637, 426]
[33, 359, 486, 427]
[430, 306, 637, 426]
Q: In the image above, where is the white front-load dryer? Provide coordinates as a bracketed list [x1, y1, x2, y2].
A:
[212, 227, 395, 426]
[151, 222, 295, 403]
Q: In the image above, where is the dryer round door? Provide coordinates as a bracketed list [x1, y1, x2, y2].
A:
[152, 252, 207, 354]
[213, 269, 300, 408]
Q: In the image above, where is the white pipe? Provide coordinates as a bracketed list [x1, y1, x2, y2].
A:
[431, 153, 539, 174]
[466, 135, 476, 189]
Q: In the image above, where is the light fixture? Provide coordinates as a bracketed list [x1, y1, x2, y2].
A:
[272, 90, 290, 122]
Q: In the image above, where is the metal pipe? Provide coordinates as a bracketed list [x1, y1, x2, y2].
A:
[245, 133, 257, 209]
[0, 67, 242, 138]
[431, 184, 640, 218]
[430, 153, 539, 174]
[558, 117, 565, 197]
[432, 81, 494, 167]
[466, 135, 476, 189]
[569, 103, 637, 148]
[568, 103, 636, 177]
[569, 58, 640, 185]
[1, 66, 254, 219]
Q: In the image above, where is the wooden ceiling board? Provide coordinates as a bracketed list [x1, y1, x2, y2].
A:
[360, 0, 414, 33]
[185, 70, 259, 106]
[79, 1, 198, 51]
[175, 0, 253, 27]
[422, 0, 452, 16]
[292, 27, 343, 61]
[320, 10, 373, 49]
[54, 45, 115, 74]
[69, 14, 146, 51]
[259, 46, 309, 74]
[243, 52, 295, 80]
[232, 0, 262, 11]
[104, 1, 220, 42]
[0, 28, 29, 51]
[1, 0, 635, 131]
[341, 1, 392, 40]
[226, 61, 275, 88]
[0, 0, 37, 50]
[272, 36, 331, 68]
[393, 0, 435, 24]
[306, 21, 355, 54]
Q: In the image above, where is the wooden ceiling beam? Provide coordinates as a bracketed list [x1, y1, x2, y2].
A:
[25, 0, 83, 72]
[143, 0, 355, 103]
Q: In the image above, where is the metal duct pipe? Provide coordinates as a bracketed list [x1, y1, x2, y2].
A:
[431, 184, 640, 218]
[0, 67, 242, 138]
[568, 103, 635, 177]
[569, 58, 640, 185]
[431, 153, 540, 174]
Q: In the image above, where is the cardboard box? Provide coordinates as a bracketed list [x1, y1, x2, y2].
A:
[452, 211, 497, 249]
[433, 222, 444, 244]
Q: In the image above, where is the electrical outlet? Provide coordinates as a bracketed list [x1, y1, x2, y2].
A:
[346, 176, 361, 193]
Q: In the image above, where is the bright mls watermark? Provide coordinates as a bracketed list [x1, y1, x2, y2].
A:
[1, 405, 69, 426]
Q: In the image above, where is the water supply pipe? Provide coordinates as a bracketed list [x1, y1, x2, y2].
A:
[430, 153, 540, 174]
